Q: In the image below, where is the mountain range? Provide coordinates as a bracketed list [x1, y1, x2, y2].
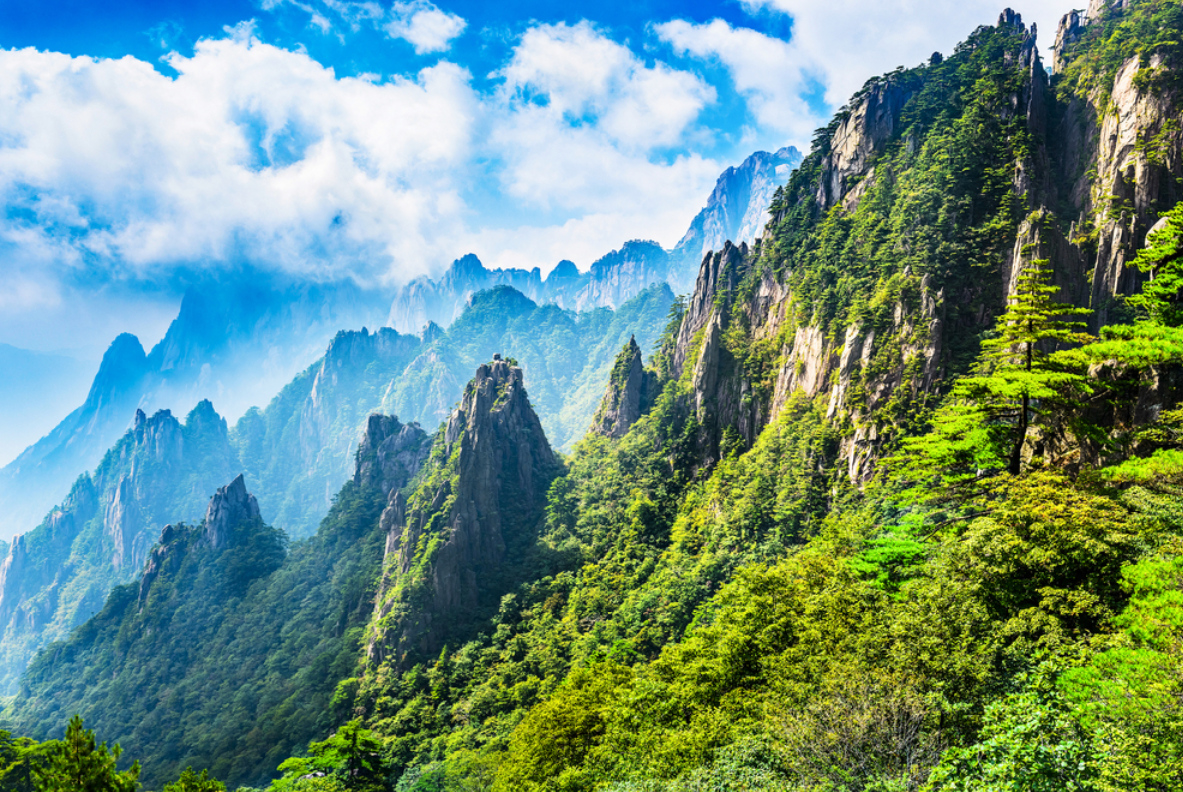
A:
[4, 3, 1183, 790]
[0, 145, 802, 545]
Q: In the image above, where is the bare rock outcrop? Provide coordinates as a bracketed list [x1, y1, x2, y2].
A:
[369, 358, 559, 665]
[353, 414, 430, 495]
[591, 337, 657, 439]
[202, 474, 261, 550]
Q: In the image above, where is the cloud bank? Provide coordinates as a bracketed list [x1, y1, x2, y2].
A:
[0, 0, 1074, 356]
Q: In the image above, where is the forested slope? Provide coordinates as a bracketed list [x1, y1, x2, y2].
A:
[7, 3, 1183, 791]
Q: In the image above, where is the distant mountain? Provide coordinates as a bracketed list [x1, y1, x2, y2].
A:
[242, 281, 675, 537]
[0, 148, 803, 543]
[0, 401, 238, 693]
[0, 273, 390, 542]
[0, 282, 673, 689]
[384, 150, 804, 335]
[672, 146, 803, 266]
[385, 240, 678, 333]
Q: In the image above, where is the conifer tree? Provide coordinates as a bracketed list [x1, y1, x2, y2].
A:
[1130, 202, 1183, 326]
[31, 715, 140, 792]
[896, 260, 1093, 499]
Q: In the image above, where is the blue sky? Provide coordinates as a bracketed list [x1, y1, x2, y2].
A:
[0, 0, 1069, 362]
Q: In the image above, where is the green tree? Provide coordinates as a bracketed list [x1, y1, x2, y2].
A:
[897, 261, 1093, 499]
[0, 729, 44, 792]
[272, 721, 386, 792]
[970, 261, 1094, 474]
[163, 767, 225, 792]
[1130, 202, 1183, 327]
[31, 715, 140, 792]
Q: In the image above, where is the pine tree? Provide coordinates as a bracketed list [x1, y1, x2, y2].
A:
[1130, 202, 1183, 327]
[162, 767, 225, 792]
[895, 260, 1094, 500]
[972, 261, 1096, 474]
[31, 715, 140, 792]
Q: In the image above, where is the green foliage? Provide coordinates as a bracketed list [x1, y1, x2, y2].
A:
[894, 261, 1094, 498]
[1055, 0, 1183, 104]
[272, 722, 387, 792]
[7, 480, 394, 789]
[31, 715, 140, 792]
[163, 767, 226, 792]
[1130, 202, 1183, 326]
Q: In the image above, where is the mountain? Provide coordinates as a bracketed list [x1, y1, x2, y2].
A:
[4, 365, 529, 788]
[385, 241, 679, 333]
[672, 146, 803, 266]
[0, 274, 390, 543]
[0, 401, 238, 694]
[368, 358, 561, 668]
[383, 150, 805, 336]
[0, 146, 802, 544]
[0, 282, 674, 691]
[15, 5, 1183, 791]
[238, 281, 675, 538]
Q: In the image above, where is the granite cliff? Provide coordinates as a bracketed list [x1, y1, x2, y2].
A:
[367, 358, 560, 667]
[0, 401, 238, 693]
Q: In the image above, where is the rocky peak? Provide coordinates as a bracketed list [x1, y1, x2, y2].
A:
[673, 242, 748, 378]
[137, 522, 183, 606]
[591, 336, 656, 439]
[676, 148, 803, 262]
[201, 475, 261, 550]
[548, 260, 580, 282]
[83, 333, 148, 414]
[420, 321, 444, 345]
[817, 80, 911, 211]
[370, 358, 558, 664]
[441, 253, 492, 292]
[353, 414, 430, 495]
[128, 408, 184, 468]
[1053, 9, 1087, 72]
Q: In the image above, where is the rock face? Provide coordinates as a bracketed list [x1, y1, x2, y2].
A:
[369, 359, 559, 666]
[651, 7, 1183, 483]
[202, 475, 261, 550]
[0, 402, 238, 693]
[675, 148, 803, 263]
[591, 337, 658, 439]
[353, 414, 431, 495]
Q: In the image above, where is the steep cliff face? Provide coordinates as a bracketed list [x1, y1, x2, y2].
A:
[675, 148, 803, 265]
[353, 414, 432, 496]
[591, 337, 658, 439]
[0, 401, 238, 693]
[201, 475, 262, 550]
[641, 8, 1183, 483]
[368, 358, 560, 666]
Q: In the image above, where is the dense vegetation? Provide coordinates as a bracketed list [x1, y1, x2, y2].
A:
[238, 282, 675, 537]
[7, 3, 1183, 791]
[6, 469, 410, 787]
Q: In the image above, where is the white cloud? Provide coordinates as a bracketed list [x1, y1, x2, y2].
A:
[657, 19, 820, 142]
[736, 0, 1069, 109]
[267, 0, 466, 53]
[657, 1, 1069, 148]
[487, 21, 718, 223]
[0, 17, 722, 312]
[0, 38, 477, 285]
[385, 1, 467, 54]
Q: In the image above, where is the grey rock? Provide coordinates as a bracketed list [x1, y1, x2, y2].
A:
[202, 474, 261, 550]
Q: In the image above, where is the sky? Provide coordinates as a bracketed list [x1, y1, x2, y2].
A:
[0, 0, 1072, 363]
